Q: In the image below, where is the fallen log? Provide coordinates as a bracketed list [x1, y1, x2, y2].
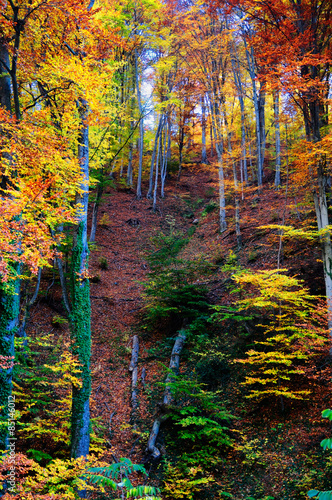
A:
[129, 335, 139, 423]
[141, 367, 146, 389]
[129, 335, 139, 372]
[146, 329, 186, 459]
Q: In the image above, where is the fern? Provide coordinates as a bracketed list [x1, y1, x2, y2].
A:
[308, 491, 332, 499]
[85, 458, 161, 499]
[307, 410, 332, 499]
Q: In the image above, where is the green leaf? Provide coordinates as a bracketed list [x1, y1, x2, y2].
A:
[322, 409, 332, 420]
[319, 493, 332, 500]
[308, 491, 332, 499]
[320, 438, 332, 450]
[308, 491, 320, 498]
[122, 477, 132, 489]
[86, 474, 117, 490]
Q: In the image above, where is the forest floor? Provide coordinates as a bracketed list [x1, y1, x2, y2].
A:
[25, 157, 332, 499]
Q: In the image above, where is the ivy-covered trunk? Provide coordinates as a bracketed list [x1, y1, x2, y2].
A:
[0, 277, 20, 450]
[70, 99, 91, 460]
[0, 42, 21, 452]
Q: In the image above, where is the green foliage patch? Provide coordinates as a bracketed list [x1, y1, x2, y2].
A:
[143, 231, 212, 333]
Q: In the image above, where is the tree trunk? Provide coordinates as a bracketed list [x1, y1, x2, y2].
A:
[223, 104, 241, 248]
[70, 99, 91, 462]
[127, 133, 134, 187]
[0, 41, 21, 453]
[244, 39, 263, 188]
[0, 46, 11, 113]
[56, 256, 71, 315]
[313, 162, 332, 342]
[177, 126, 185, 181]
[89, 179, 103, 242]
[153, 120, 163, 212]
[207, 92, 226, 232]
[274, 90, 281, 187]
[17, 267, 43, 343]
[210, 124, 214, 157]
[135, 49, 144, 200]
[161, 116, 168, 198]
[229, 36, 248, 185]
[301, 76, 332, 342]
[167, 112, 172, 161]
[258, 82, 266, 172]
[201, 95, 208, 164]
[129, 335, 139, 423]
[147, 114, 163, 199]
[0, 276, 20, 450]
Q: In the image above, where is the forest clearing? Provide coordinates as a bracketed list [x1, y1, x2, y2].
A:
[1, 0, 332, 498]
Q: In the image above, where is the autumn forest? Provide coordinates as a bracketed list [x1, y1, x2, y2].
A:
[1, 0, 332, 498]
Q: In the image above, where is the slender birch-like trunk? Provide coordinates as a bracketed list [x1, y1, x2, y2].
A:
[135, 49, 144, 200]
[89, 175, 104, 242]
[177, 125, 185, 181]
[201, 95, 208, 164]
[161, 116, 168, 198]
[147, 114, 164, 199]
[207, 92, 227, 232]
[273, 90, 281, 187]
[153, 118, 163, 211]
[127, 128, 134, 187]
[222, 103, 241, 248]
[243, 38, 263, 188]
[229, 36, 248, 184]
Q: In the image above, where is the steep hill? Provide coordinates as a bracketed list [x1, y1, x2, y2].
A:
[25, 160, 332, 499]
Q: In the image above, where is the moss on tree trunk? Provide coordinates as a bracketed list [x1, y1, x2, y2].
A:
[70, 222, 91, 459]
[0, 275, 20, 450]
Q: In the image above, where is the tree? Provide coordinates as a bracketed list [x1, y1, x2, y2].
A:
[0, 0, 86, 448]
[0, 0, 120, 460]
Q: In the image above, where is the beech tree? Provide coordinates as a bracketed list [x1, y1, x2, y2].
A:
[0, 0, 84, 450]
[0, 0, 119, 458]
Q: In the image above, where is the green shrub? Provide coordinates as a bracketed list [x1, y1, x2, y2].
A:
[161, 374, 234, 498]
[143, 231, 212, 333]
[51, 315, 68, 328]
[201, 201, 218, 217]
[187, 226, 196, 237]
[98, 256, 108, 270]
